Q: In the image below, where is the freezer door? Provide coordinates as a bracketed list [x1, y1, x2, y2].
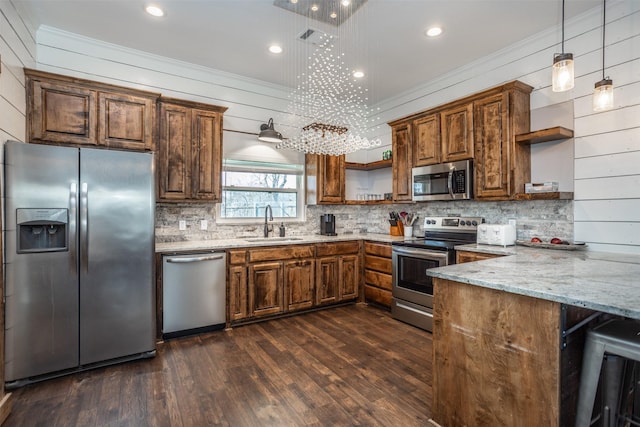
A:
[79, 148, 155, 365]
[3, 141, 80, 382]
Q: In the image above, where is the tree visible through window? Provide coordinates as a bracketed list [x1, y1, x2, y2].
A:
[219, 160, 304, 220]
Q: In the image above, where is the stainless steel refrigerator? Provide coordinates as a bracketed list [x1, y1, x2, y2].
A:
[3, 141, 156, 387]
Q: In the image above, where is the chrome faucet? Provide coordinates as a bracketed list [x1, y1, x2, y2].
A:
[264, 204, 273, 237]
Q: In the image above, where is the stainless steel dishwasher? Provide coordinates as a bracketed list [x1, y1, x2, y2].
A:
[162, 251, 226, 339]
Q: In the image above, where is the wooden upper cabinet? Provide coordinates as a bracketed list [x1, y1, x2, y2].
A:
[391, 122, 413, 202]
[98, 91, 155, 150]
[26, 69, 158, 150]
[157, 98, 226, 202]
[305, 154, 345, 204]
[28, 78, 97, 146]
[474, 84, 532, 200]
[413, 113, 441, 166]
[191, 109, 222, 200]
[441, 102, 474, 162]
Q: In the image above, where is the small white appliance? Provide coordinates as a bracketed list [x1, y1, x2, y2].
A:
[477, 224, 516, 247]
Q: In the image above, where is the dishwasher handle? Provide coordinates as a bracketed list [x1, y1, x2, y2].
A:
[165, 254, 225, 263]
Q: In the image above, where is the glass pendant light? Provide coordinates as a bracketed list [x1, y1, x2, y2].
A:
[552, 0, 574, 92]
[593, 0, 614, 111]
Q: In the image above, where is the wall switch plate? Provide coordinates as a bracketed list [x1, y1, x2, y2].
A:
[508, 219, 516, 227]
[200, 220, 208, 230]
[179, 220, 187, 231]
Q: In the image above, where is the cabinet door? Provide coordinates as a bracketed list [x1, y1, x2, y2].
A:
[284, 259, 315, 312]
[229, 265, 248, 321]
[249, 262, 284, 317]
[339, 254, 359, 301]
[157, 102, 191, 200]
[99, 92, 155, 151]
[413, 114, 441, 166]
[441, 103, 474, 162]
[319, 155, 345, 203]
[29, 79, 97, 146]
[392, 123, 413, 202]
[316, 257, 339, 305]
[474, 93, 510, 199]
[191, 109, 222, 201]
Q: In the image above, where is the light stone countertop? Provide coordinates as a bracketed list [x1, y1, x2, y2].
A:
[431, 244, 640, 320]
[156, 233, 407, 253]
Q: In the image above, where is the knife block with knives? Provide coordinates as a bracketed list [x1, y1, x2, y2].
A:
[389, 214, 404, 236]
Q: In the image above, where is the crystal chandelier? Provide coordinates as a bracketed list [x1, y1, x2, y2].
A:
[276, 33, 381, 155]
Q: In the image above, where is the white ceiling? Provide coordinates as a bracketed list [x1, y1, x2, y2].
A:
[18, 0, 600, 104]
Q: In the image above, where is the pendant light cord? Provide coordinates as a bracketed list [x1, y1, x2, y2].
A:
[602, 0, 607, 79]
[561, 0, 565, 53]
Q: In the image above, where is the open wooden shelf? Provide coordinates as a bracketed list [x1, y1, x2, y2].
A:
[514, 192, 574, 201]
[515, 126, 574, 145]
[345, 159, 392, 171]
[345, 199, 394, 205]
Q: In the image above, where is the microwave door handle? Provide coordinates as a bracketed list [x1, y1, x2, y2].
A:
[448, 167, 455, 199]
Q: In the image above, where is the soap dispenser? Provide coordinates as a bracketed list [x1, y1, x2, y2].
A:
[279, 222, 286, 237]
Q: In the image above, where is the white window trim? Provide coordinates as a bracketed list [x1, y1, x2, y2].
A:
[215, 159, 306, 225]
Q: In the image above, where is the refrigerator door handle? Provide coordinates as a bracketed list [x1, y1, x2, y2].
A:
[80, 182, 89, 273]
[69, 182, 78, 275]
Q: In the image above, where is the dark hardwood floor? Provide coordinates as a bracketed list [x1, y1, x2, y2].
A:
[4, 304, 433, 426]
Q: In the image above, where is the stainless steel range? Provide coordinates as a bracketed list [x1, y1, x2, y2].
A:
[391, 216, 484, 332]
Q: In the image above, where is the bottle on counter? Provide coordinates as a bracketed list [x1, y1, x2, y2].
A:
[279, 222, 286, 237]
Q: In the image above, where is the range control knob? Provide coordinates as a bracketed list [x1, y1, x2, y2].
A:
[471, 220, 478, 226]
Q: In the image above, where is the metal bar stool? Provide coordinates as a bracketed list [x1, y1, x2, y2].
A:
[575, 318, 640, 427]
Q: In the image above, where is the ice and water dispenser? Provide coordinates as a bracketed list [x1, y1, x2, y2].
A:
[16, 208, 68, 253]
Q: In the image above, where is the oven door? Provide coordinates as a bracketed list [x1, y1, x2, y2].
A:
[392, 246, 449, 308]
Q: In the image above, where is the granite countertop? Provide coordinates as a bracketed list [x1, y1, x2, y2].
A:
[156, 233, 407, 253]
[430, 244, 640, 320]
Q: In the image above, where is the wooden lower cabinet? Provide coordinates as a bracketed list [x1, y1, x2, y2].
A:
[363, 242, 392, 308]
[249, 262, 284, 318]
[339, 255, 359, 300]
[316, 257, 339, 305]
[229, 265, 248, 321]
[227, 242, 360, 325]
[433, 278, 595, 427]
[285, 259, 315, 312]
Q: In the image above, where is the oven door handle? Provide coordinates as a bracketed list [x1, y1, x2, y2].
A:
[393, 246, 449, 263]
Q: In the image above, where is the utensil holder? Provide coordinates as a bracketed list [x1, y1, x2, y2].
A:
[390, 222, 404, 236]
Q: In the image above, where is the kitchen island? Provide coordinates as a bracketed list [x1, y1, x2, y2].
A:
[428, 246, 640, 426]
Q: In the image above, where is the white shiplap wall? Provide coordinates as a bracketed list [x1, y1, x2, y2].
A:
[0, 0, 36, 145]
[4, 0, 640, 254]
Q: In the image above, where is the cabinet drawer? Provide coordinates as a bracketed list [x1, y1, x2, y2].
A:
[364, 254, 392, 274]
[364, 241, 392, 258]
[249, 245, 315, 263]
[315, 241, 359, 257]
[228, 250, 247, 265]
[456, 250, 503, 264]
[364, 269, 392, 291]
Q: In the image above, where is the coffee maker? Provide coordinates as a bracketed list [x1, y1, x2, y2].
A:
[320, 214, 337, 236]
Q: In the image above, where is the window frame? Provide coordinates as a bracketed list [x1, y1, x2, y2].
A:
[216, 159, 306, 225]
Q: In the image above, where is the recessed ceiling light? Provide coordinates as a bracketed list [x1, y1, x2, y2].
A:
[269, 45, 283, 54]
[311, 4, 319, 11]
[341, 0, 351, 6]
[290, 0, 298, 3]
[145, 5, 164, 17]
[353, 70, 364, 79]
[330, 11, 337, 19]
[426, 26, 443, 37]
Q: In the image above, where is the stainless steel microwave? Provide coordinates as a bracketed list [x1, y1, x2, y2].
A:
[412, 160, 473, 201]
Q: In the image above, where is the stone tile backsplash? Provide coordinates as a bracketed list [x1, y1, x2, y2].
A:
[155, 199, 574, 243]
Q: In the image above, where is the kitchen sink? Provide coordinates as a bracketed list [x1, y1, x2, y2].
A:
[244, 237, 304, 242]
